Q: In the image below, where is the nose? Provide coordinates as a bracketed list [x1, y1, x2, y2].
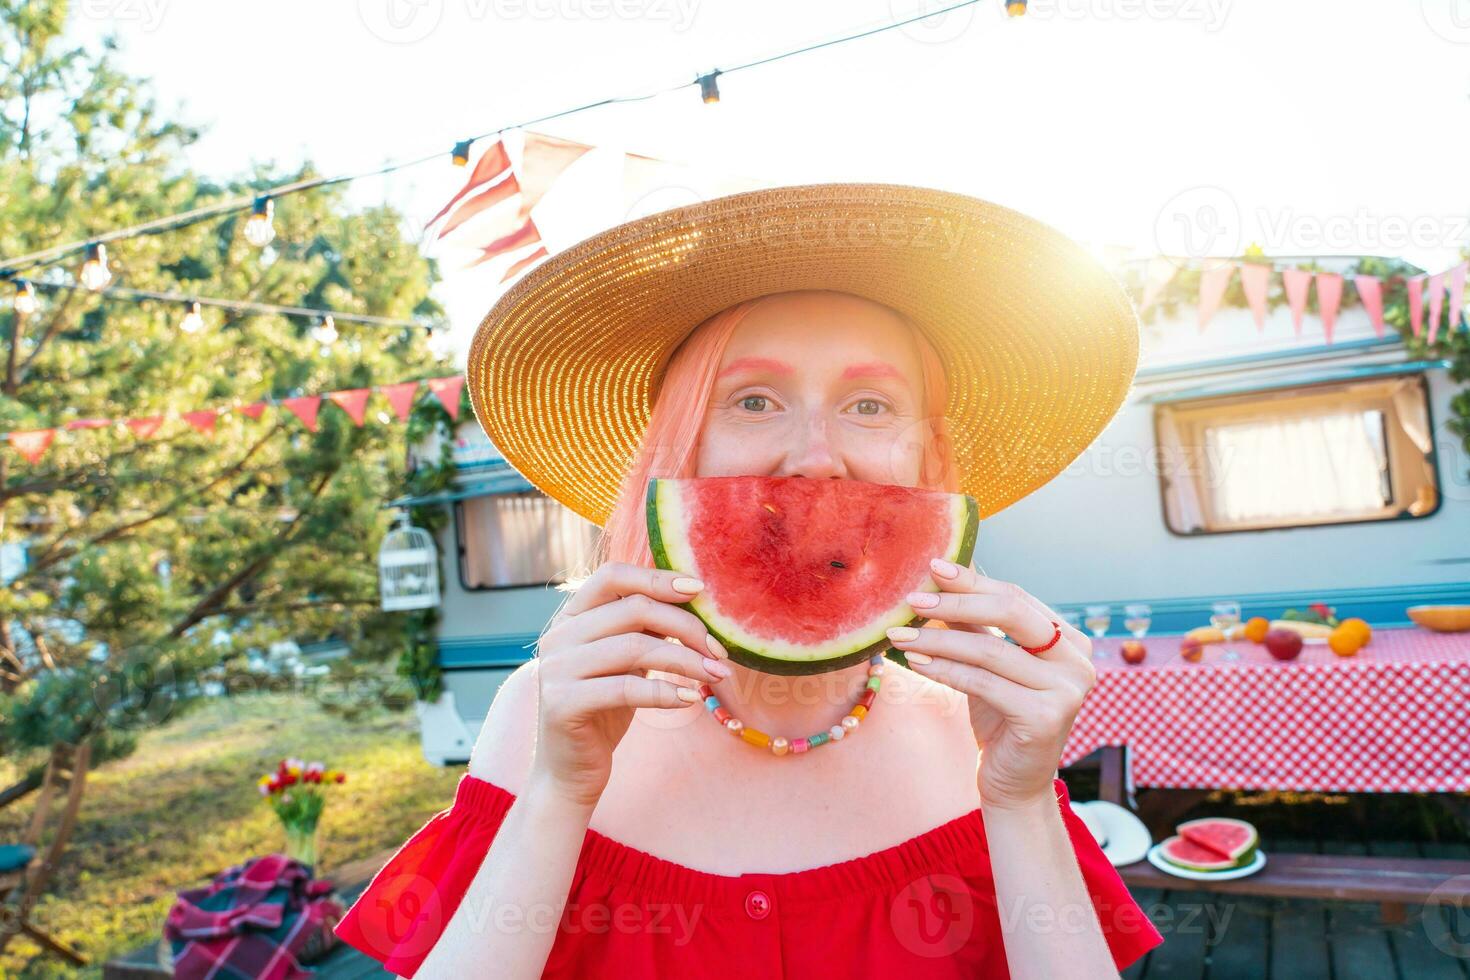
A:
[778, 414, 847, 481]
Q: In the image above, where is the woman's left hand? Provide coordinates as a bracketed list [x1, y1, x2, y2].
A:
[886, 558, 1096, 813]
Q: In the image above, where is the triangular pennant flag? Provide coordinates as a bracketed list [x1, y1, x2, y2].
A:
[1196, 263, 1235, 332]
[426, 139, 512, 229]
[380, 381, 419, 422]
[126, 416, 164, 439]
[1428, 271, 1446, 345]
[465, 217, 542, 270]
[1315, 272, 1344, 344]
[239, 402, 267, 420]
[327, 388, 372, 427]
[1282, 268, 1313, 337]
[1353, 276, 1385, 338]
[183, 410, 218, 435]
[64, 418, 112, 431]
[1408, 275, 1425, 338]
[1239, 264, 1271, 331]
[9, 429, 55, 463]
[514, 132, 594, 224]
[1450, 263, 1468, 334]
[282, 396, 322, 432]
[427, 376, 465, 420]
[501, 245, 550, 284]
[1139, 257, 1176, 311]
[439, 173, 520, 240]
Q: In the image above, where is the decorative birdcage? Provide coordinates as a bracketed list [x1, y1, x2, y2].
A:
[378, 513, 440, 611]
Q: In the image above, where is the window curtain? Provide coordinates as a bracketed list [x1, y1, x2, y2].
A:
[1390, 379, 1433, 455]
[1156, 408, 1207, 532]
[460, 494, 599, 588]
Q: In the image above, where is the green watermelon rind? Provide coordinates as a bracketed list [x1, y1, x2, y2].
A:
[1177, 817, 1260, 862]
[647, 479, 979, 676]
[1158, 835, 1259, 873]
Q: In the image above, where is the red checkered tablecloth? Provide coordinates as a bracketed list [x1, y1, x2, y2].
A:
[1060, 627, 1470, 793]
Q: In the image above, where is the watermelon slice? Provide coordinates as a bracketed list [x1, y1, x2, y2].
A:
[647, 477, 979, 675]
[1158, 835, 1255, 873]
[1177, 817, 1259, 862]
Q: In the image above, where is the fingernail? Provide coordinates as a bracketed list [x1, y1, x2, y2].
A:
[907, 591, 939, 609]
[705, 634, 728, 660]
[673, 577, 704, 595]
[905, 651, 933, 665]
[705, 657, 731, 679]
[887, 626, 920, 643]
[676, 687, 701, 702]
[930, 558, 959, 579]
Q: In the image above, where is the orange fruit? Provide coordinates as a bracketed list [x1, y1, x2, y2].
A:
[1338, 617, 1371, 646]
[1243, 616, 1270, 643]
[1328, 624, 1363, 657]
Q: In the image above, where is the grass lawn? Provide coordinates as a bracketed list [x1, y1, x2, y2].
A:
[0, 687, 462, 978]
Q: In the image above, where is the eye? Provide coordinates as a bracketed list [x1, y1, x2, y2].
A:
[740, 395, 770, 413]
[851, 398, 887, 416]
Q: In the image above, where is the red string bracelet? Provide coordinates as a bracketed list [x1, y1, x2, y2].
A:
[1020, 622, 1062, 655]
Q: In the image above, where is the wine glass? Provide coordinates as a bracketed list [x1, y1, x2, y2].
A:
[1084, 604, 1112, 659]
[1211, 600, 1242, 661]
[1124, 603, 1152, 638]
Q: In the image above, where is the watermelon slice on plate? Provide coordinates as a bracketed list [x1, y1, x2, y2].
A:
[1158, 835, 1255, 873]
[1178, 817, 1259, 862]
[647, 477, 978, 675]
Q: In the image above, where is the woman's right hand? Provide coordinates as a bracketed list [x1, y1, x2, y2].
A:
[529, 562, 731, 809]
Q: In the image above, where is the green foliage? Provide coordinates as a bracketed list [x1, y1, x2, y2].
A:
[0, 2, 445, 755]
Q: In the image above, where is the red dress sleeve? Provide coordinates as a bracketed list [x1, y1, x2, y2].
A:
[334, 773, 513, 977]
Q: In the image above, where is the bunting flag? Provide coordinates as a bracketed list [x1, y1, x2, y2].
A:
[380, 381, 420, 422]
[282, 396, 322, 432]
[327, 388, 372, 426]
[1138, 257, 1177, 312]
[1281, 268, 1313, 337]
[1315, 272, 1344, 344]
[127, 416, 164, 439]
[438, 172, 520, 240]
[183, 410, 218, 435]
[467, 217, 541, 270]
[501, 245, 550, 284]
[1428, 271, 1447, 345]
[1196, 263, 1234, 332]
[427, 376, 465, 420]
[1239, 263, 1271, 330]
[1408, 276, 1425, 338]
[1353, 275, 1385, 338]
[9, 429, 55, 463]
[1450, 263, 1467, 335]
[239, 402, 268, 420]
[427, 139, 512, 229]
[64, 418, 111, 431]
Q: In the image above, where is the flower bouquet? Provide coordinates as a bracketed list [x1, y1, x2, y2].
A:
[256, 758, 346, 868]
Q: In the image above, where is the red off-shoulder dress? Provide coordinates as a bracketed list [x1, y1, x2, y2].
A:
[336, 774, 1162, 977]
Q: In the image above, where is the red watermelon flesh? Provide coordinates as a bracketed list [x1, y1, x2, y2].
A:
[1177, 818, 1259, 861]
[1159, 835, 1246, 873]
[647, 477, 978, 675]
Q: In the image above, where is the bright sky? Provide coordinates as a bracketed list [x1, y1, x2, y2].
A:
[66, 0, 1470, 353]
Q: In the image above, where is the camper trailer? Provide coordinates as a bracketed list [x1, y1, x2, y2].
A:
[402, 256, 1469, 765]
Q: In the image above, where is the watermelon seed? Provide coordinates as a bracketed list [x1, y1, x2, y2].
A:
[762, 503, 778, 515]
[830, 560, 846, 569]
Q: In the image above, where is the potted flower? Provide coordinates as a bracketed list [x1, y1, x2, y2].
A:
[256, 757, 346, 868]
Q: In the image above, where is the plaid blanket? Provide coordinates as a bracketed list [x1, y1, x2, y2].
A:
[164, 853, 343, 980]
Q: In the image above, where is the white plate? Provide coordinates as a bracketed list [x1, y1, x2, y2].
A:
[1072, 801, 1153, 867]
[1146, 842, 1266, 881]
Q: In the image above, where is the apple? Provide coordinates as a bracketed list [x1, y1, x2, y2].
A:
[1264, 628, 1304, 661]
[1179, 636, 1205, 662]
[1120, 640, 1147, 665]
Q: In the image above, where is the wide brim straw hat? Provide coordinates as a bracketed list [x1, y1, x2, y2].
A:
[467, 182, 1139, 526]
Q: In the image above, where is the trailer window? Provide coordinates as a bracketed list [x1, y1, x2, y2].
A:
[456, 493, 600, 589]
[1155, 374, 1438, 534]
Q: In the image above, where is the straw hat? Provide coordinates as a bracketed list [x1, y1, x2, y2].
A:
[467, 182, 1139, 526]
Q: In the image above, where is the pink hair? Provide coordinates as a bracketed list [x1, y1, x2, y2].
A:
[595, 292, 958, 569]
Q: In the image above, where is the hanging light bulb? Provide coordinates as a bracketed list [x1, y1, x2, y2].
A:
[427, 327, 454, 359]
[245, 196, 276, 248]
[1006, 0, 1027, 14]
[179, 299, 205, 334]
[697, 71, 721, 104]
[451, 140, 472, 167]
[12, 279, 38, 315]
[310, 314, 338, 347]
[80, 243, 112, 291]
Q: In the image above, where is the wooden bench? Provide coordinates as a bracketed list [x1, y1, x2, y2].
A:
[1067, 745, 1470, 924]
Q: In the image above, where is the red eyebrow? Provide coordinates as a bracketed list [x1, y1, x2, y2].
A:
[716, 357, 793, 379]
[840, 361, 904, 381]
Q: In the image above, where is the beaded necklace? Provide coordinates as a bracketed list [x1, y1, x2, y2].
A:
[697, 654, 885, 756]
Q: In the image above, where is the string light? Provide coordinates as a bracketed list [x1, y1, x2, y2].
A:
[80, 244, 112, 291]
[244, 196, 276, 248]
[451, 140, 473, 167]
[1006, 0, 1026, 14]
[179, 300, 205, 334]
[309, 314, 338, 347]
[12, 279, 37, 315]
[698, 71, 721, 104]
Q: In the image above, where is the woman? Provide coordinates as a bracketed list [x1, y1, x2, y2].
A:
[337, 184, 1163, 978]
